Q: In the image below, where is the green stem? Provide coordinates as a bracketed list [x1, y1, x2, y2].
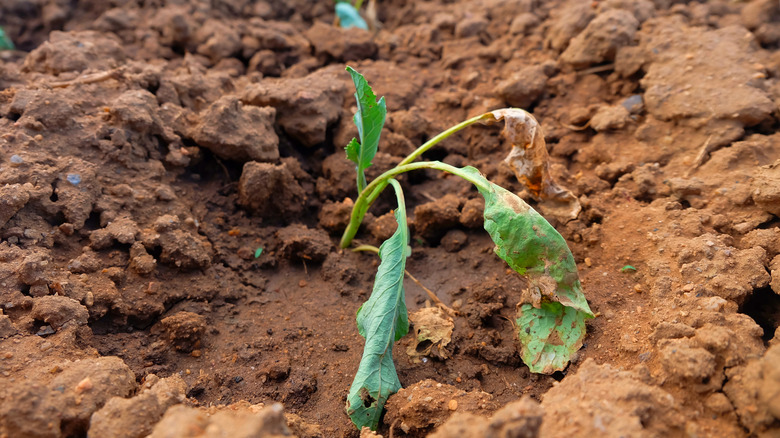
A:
[398, 112, 493, 166]
[340, 112, 494, 248]
[357, 169, 367, 193]
[340, 161, 489, 248]
[354, 0, 364, 10]
[353, 244, 380, 254]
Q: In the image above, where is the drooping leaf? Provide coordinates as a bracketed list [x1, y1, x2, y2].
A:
[0, 27, 14, 51]
[459, 166, 593, 373]
[516, 302, 588, 374]
[345, 66, 386, 192]
[346, 179, 409, 430]
[336, 2, 369, 30]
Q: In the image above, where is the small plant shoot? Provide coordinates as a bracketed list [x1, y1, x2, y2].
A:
[0, 27, 14, 51]
[345, 66, 386, 192]
[342, 67, 593, 431]
[335, 1, 368, 30]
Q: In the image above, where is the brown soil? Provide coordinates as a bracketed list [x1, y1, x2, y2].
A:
[2, 0, 780, 437]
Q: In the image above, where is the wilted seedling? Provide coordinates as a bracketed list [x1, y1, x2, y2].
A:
[341, 66, 593, 431]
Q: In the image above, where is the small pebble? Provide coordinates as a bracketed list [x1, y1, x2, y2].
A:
[66, 173, 81, 186]
[58, 223, 75, 236]
[75, 377, 93, 394]
[37, 326, 55, 337]
[10, 154, 23, 165]
[448, 399, 458, 411]
[633, 284, 643, 293]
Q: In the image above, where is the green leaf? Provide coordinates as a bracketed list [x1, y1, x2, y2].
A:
[346, 179, 409, 430]
[336, 2, 369, 30]
[254, 247, 263, 258]
[346, 138, 360, 164]
[458, 166, 593, 373]
[0, 27, 14, 51]
[516, 302, 588, 374]
[620, 265, 636, 272]
[345, 66, 386, 192]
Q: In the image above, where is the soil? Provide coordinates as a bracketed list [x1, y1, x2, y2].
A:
[2, 0, 780, 437]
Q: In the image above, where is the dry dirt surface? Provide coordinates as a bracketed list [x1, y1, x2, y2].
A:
[2, 0, 780, 437]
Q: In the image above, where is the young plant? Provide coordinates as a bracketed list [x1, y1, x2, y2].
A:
[0, 27, 14, 51]
[342, 66, 594, 431]
[334, 0, 369, 30]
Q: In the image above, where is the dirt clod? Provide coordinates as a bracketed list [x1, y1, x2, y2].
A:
[277, 224, 332, 263]
[192, 96, 279, 162]
[31, 295, 89, 330]
[561, 9, 639, 68]
[243, 67, 346, 147]
[88, 374, 187, 438]
[413, 194, 462, 241]
[385, 379, 497, 433]
[431, 396, 543, 438]
[495, 65, 548, 109]
[540, 359, 684, 436]
[158, 311, 207, 353]
[148, 402, 290, 438]
[238, 161, 305, 221]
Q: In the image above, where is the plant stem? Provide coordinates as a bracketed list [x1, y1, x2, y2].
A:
[354, 0, 364, 10]
[399, 112, 494, 166]
[357, 169, 367, 193]
[340, 161, 489, 248]
[340, 112, 495, 248]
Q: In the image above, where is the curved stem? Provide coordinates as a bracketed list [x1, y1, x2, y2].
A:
[398, 112, 494, 166]
[340, 161, 488, 248]
[340, 111, 496, 248]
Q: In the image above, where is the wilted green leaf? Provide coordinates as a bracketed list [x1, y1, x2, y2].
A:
[459, 166, 592, 373]
[516, 302, 588, 374]
[620, 265, 636, 272]
[346, 179, 409, 430]
[345, 66, 386, 192]
[336, 2, 369, 30]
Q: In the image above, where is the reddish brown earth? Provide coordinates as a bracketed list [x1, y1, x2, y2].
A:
[2, 0, 780, 437]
